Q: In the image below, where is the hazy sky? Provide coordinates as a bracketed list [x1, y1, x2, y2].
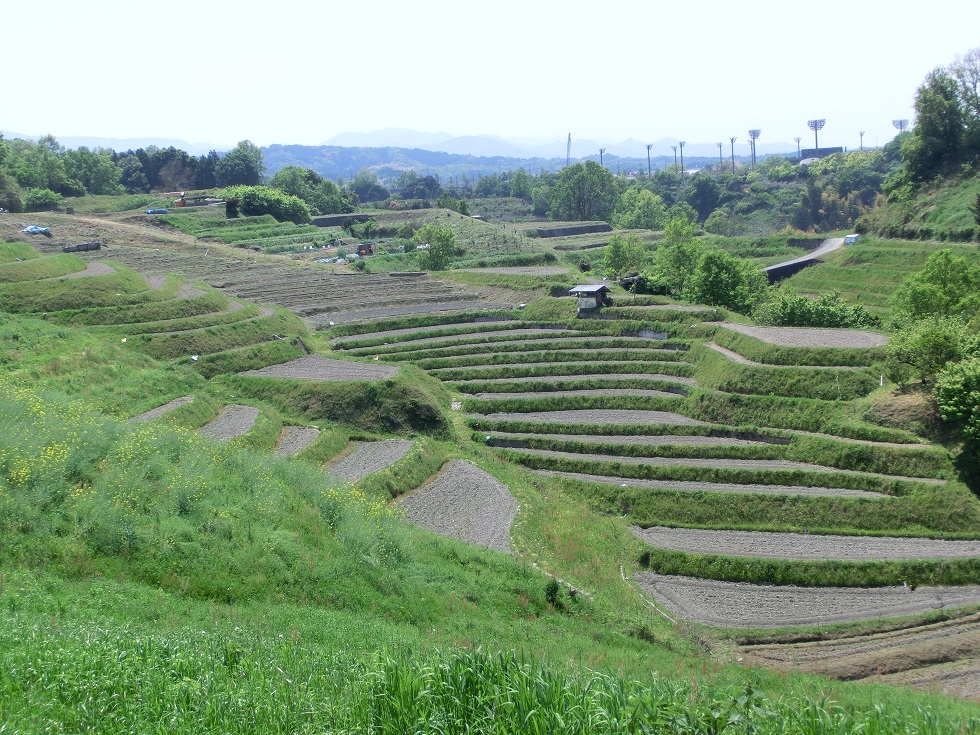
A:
[5, 0, 979, 152]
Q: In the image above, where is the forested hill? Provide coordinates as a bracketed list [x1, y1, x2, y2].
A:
[260, 144, 723, 183]
[261, 144, 564, 182]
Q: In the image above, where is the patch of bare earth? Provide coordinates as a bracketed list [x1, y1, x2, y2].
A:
[398, 460, 518, 554]
[715, 323, 889, 348]
[531, 469, 883, 498]
[630, 526, 980, 561]
[327, 440, 415, 482]
[199, 405, 259, 442]
[46, 261, 115, 279]
[739, 612, 980, 700]
[493, 432, 762, 447]
[239, 354, 398, 381]
[132, 395, 194, 421]
[633, 572, 980, 627]
[274, 426, 321, 457]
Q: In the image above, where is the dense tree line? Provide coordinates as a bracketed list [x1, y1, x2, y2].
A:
[0, 136, 266, 212]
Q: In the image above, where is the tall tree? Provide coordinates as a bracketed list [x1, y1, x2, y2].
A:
[548, 161, 618, 221]
[903, 69, 964, 181]
[215, 140, 264, 187]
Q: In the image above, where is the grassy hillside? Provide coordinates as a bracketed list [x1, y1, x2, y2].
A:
[860, 174, 980, 242]
[3, 193, 980, 732]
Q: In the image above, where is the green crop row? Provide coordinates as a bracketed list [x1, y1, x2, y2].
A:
[0, 253, 85, 282]
[640, 547, 980, 589]
[356, 336, 686, 362]
[135, 310, 303, 359]
[693, 345, 880, 400]
[110, 301, 262, 335]
[50, 290, 229, 326]
[0, 262, 152, 313]
[603, 479, 980, 534]
[416, 348, 691, 371]
[510, 450, 929, 496]
[193, 339, 306, 379]
[455, 376, 692, 395]
[443, 360, 693, 383]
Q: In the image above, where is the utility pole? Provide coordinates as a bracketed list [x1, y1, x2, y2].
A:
[807, 118, 826, 155]
[794, 136, 801, 160]
[599, 148, 606, 167]
[646, 144, 652, 176]
[566, 133, 571, 167]
[679, 141, 686, 180]
[716, 142, 723, 168]
[729, 137, 737, 173]
[748, 129, 761, 168]
[671, 145, 678, 176]
[859, 130, 865, 151]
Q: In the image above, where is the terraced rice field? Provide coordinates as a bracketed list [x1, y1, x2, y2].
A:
[335, 312, 980, 695]
[133, 395, 195, 421]
[327, 440, 415, 482]
[239, 354, 399, 381]
[634, 572, 980, 627]
[274, 426, 321, 457]
[398, 460, 518, 554]
[87, 245, 510, 324]
[199, 404, 259, 442]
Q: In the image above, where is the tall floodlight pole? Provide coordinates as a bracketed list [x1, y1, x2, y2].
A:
[679, 141, 686, 180]
[859, 131, 866, 151]
[794, 136, 801, 160]
[599, 148, 606, 167]
[892, 119, 909, 134]
[807, 119, 826, 155]
[646, 144, 652, 176]
[716, 142, 723, 167]
[730, 137, 737, 173]
[566, 133, 571, 167]
[671, 145, 678, 176]
[748, 129, 761, 168]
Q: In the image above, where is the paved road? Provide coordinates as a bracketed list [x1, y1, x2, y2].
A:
[764, 237, 845, 281]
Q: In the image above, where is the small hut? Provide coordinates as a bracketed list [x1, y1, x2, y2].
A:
[568, 284, 611, 315]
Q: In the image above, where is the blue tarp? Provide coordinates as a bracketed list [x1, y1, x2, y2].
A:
[21, 225, 51, 234]
[146, 209, 169, 215]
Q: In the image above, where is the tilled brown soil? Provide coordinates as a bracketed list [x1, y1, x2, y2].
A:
[327, 440, 415, 482]
[239, 355, 399, 381]
[198, 405, 259, 442]
[398, 460, 518, 554]
[740, 613, 980, 691]
[274, 426, 321, 457]
[715, 323, 889, 348]
[630, 526, 980, 561]
[469, 409, 704, 426]
[633, 572, 980, 627]
[132, 395, 195, 421]
[531, 469, 884, 498]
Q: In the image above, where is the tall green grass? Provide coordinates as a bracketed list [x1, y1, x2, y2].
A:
[0, 241, 39, 263]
